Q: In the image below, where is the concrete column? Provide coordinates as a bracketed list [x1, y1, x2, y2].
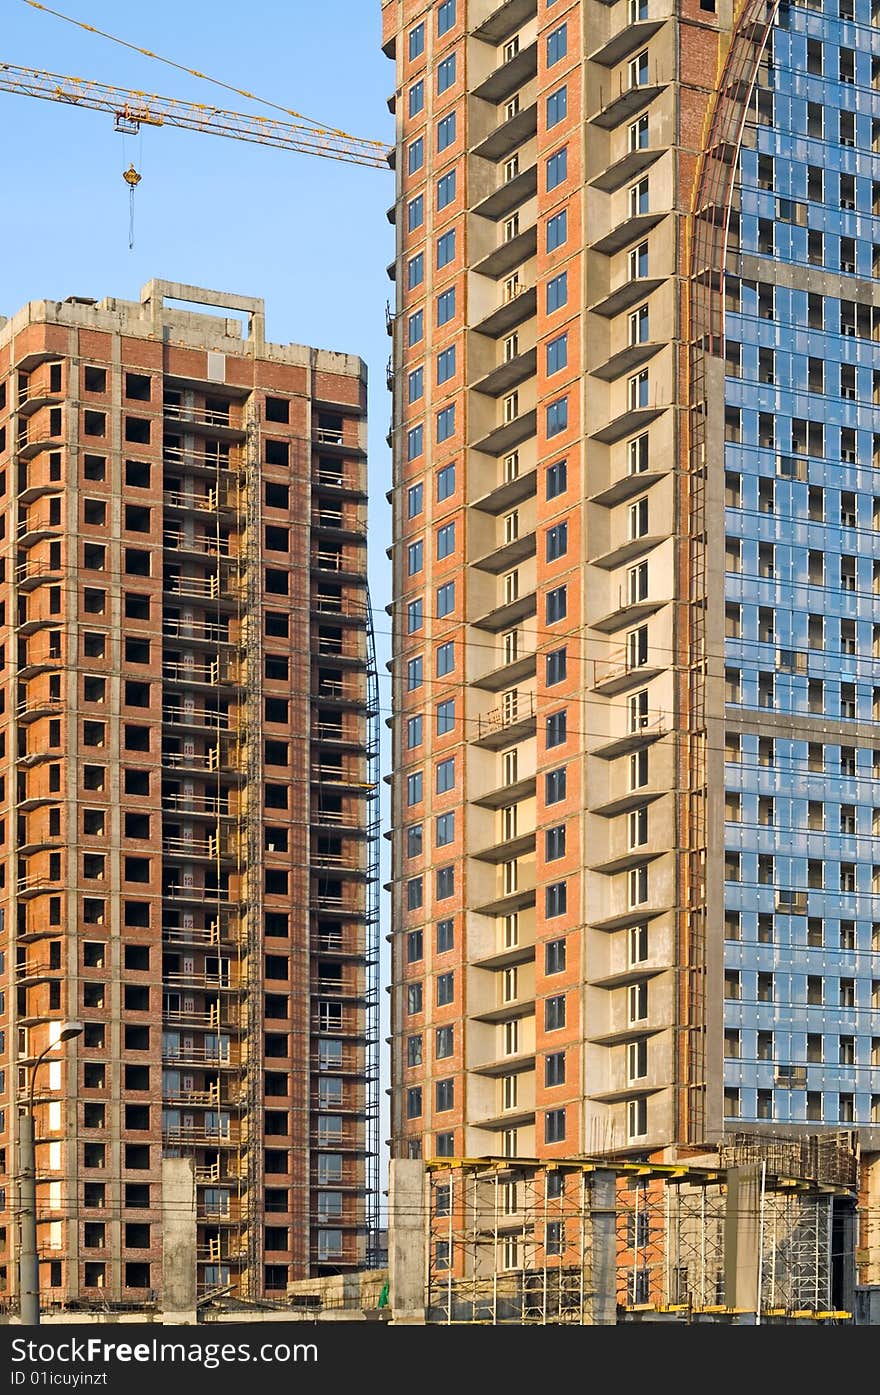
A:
[161, 1157, 198, 1322]
[388, 1160, 426, 1324]
[589, 1170, 618, 1325]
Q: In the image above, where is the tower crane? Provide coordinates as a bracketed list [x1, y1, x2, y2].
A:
[0, 62, 390, 169]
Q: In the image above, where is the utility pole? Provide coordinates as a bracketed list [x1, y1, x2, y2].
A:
[18, 1022, 83, 1326]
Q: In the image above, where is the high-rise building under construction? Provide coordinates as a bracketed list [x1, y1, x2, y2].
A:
[0, 281, 379, 1307]
[383, 0, 880, 1163]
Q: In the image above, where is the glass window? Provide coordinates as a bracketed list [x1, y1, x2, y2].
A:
[547, 209, 568, 251]
[407, 194, 424, 231]
[436, 581, 455, 617]
[437, 641, 454, 675]
[407, 137, 424, 174]
[547, 86, 567, 128]
[438, 0, 456, 35]
[546, 767, 567, 803]
[407, 656, 423, 691]
[406, 714, 423, 749]
[437, 287, 456, 325]
[407, 252, 424, 290]
[409, 22, 425, 60]
[437, 919, 454, 952]
[437, 699, 455, 734]
[407, 482, 423, 518]
[546, 585, 567, 623]
[437, 228, 456, 267]
[546, 147, 568, 191]
[437, 110, 457, 151]
[406, 771, 423, 806]
[436, 812, 454, 847]
[546, 459, 567, 498]
[407, 539, 423, 575]
[437, 53, 457, 92]
[547, 271, 568, 313]
[547, 23, 568, 66]
[546, 333, 568, 375]
[546, 710, 567, 748]
[437, 972, 454, 1006]
[436, 866, 454, 899]
[437, 169, 457, 209]
[547, 522, 568, 560]
[546, 397, 568, 437]
[437, 522, 456, 558]
[408, 310, 424, 346]
[437, 346, 456, 383]
[437, 405, 455, 442]
[436, 758, 455, 793]
[408, 80, 425, 117]
[407, 598, 423, 633]
[407, 366, 424, 403]
[546, 647, 567, 685]
[437, 462, 456, 499]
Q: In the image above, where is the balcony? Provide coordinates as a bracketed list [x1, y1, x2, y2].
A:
[472, 102, 538, 163]
[471, 589, 537, 633]
[473, 165, 538, 222]
[589, 339, 663, 383]
[589, 403, 666, 446]
[472, 649, 537, 693]
[163, 402, 246, 441]
[590, 714, 667, 760]
[472, 285, 537, 339]
[473, 226, 539, 281]
[471, 407, 541, 457]
[591, 211, 667, 258]
[471, 349, 537, 400]
[588, 146, 665, 194]
[471, 465, 538, 515]
[472, 527, 536, 574]
[588, 276, 666, 319]
[473, 0, 537, 45]
[589, 78, 667, 131]
[592, 648, 664, 696]
[472, 40, 537, 104]
[472, 691, 536, 749]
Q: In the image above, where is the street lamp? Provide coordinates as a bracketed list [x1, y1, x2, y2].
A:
[18, 1020, 84, 1326]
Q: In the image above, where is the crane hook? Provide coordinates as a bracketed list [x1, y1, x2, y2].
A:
[123, 163, 142, 251]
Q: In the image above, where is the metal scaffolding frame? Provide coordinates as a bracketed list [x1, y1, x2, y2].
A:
[423, 1153, 855, 1325]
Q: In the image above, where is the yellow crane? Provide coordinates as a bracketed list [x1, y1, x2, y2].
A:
[0, 61, 389, 168]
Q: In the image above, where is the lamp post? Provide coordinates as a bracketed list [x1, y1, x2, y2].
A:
[18, 1020, 83, 1326]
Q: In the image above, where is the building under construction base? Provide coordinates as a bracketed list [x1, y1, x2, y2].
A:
[388, 1135, 863, 1325]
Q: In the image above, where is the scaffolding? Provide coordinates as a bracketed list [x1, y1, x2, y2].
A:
[424, 1152, 856, 1325]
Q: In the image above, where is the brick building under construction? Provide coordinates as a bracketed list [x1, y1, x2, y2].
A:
[0, 280, 380, 1308]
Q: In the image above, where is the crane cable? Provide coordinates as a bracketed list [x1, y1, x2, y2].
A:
[18, 0, 386, 146]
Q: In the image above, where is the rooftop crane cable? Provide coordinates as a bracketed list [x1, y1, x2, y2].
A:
[18, 0, 386, 146]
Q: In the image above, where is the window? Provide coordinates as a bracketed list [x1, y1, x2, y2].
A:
[547, 86, 567, 128]
[546, 459, 567, 499]
[407, 657, 423, 691]
[546, 521, 568, 561]
[406, 1087, 422, 1119]
[437, 522, 456, 559]
[409, 21, 425, 59]
[408, 310, 424, 347]
[546, 148, 568, 191]
[547, 271, 568, 313]
[436, 812, 454, 847]
[437, 288, 456, 325]
[407, 824, 423, 859]
[407, 482, 424, 519]
[437, 111, 457, 151]
[436, 581, 455, 617]
[406, 425, 423, 463]
[547, 209, 568, 251]
[437, 972, 454, 1006]
[546, 585, 567, 624]
[545, 937, 566, 973]
[407, 599, 424, 634]
[629, 114, 649, 150]
[408, 366, 424, 403]
[437, 346, 456, 384]
[436, 866, 454, 899]
[547, 24, 567, 66]
[437, 699, 455, 734]
[437, 462, 456, 500]
[546, 648, 567, 686]
[407, 137, 424, 175]
[436, 641, 454, 676]
[437, 229, 456, 268]
[546, 711, 567, 748]
[408, 80, 424, 117]
[437, 919, 454, 953]
[438, 0, 456, 35]
[545, 994, 566, 1031]
[546, 333, 568, 375]
[545, 1108, 566, 1144]
[545, 1052, 566, 1087]
[546, 398, 568, 437]
[437, 169, 457, 210]
[436, 1026, 454, 1060]
[407, 195, 424, 233]
[407, 539, 424, 575]
[437, 52, 457, 92]
[546, 767, 567, 804]
[433, 758, 455, 796]
[407, 252, 424, 290]
[407, 715, 423, 749]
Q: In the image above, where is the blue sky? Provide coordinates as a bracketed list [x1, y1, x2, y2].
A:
[1, 0, 396, 1182]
